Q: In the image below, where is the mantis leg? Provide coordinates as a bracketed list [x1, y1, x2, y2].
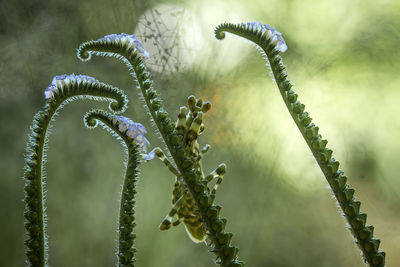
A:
[150, 147, 180, 176]
[204, 164, 227, 195]
[159, 195, 185, 230]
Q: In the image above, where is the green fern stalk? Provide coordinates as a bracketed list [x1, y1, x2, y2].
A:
[84, 109, 148, 266]
[77, 34, 243, 267]
[214, 22, 385, 267]
[23, 74, 128, 267]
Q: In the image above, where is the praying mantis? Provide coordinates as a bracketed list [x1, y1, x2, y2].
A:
[150, 95, 227, 243]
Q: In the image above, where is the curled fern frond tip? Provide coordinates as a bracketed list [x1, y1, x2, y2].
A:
[109, 99, 127, 114]
[76, 48, 91, 61]
[83, 113, 97, 129]
[84, 110, 155, 161]
[214, 27, 226, 40]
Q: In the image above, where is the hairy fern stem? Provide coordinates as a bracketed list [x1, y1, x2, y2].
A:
[214, 23, 385, 267]
[84, 110, 143, 266]
[23, 75, 127, 267]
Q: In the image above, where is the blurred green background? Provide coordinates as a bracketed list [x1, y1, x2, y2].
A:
[1, 0, 399, 266]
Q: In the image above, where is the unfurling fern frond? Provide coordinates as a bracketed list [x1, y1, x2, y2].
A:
[215, 22, 385, 267]
[84, 109, 154, 266]
[23, 74, 128, 267]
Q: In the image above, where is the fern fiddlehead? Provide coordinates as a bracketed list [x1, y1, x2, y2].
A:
[77, 34, 243, 266]
[214, 22, 385, 267]
[84, 109, 153, 266]
[23, 74, 128, 267]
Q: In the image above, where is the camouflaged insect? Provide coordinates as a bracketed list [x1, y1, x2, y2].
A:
[150, 95, 227, 243]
